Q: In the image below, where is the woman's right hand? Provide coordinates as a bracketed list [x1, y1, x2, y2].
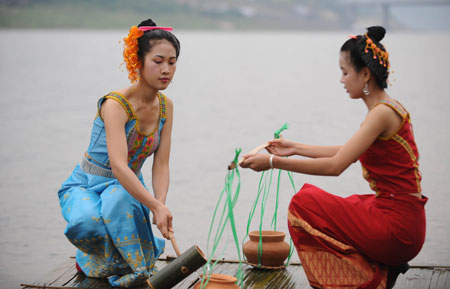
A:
[152, 201, 173, 240]
[266, 138, 298, 157]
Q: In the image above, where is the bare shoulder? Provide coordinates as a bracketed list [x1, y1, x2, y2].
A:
[102, 97, 125, 111]
[374, 101, 405, 124]
[100, 98, 128, 122]
[367, 102, 403, 138]
[163, 95, 173, 107]
[358, 104, 393, 136]
[163, 95, 174, 115]
[371, 102, 397, 117]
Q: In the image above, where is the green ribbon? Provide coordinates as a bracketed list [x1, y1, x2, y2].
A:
[243, 123, 297, 268]
[201, 148, 243, 289]
[274, 122, 289, 139]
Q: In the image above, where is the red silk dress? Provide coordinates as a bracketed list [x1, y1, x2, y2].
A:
[288, 100, 427, 289]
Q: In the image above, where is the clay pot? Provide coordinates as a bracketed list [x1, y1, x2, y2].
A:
[193, 273, 240, 289]
[243, 230, 290, 267]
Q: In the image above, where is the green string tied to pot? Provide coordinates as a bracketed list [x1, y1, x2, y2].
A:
[242, 123, 297, 268]
[272, 122, 296, 264]
[271, 122, 288, 231]
[200, 148, 244, 289]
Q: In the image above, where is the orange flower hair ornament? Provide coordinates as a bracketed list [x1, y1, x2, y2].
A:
[122, 26, 174, 83]
[364, 33, 390, 69]
[123, 26, 144, 83]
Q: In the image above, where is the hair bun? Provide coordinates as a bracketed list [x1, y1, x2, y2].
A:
[366, 26, 386, 42]
[138, 18, 157, 27]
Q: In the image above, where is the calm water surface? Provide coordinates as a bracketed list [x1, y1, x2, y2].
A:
[1, 30, 449, 288]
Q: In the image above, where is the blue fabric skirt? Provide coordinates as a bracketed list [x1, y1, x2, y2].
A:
[58, 164, 165, 287]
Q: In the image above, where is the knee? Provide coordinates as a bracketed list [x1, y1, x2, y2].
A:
[64, 206, 103, 241]
[289, 184, 318, 213]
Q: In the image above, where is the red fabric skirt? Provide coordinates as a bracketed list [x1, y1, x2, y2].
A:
[288, 183, 427, 289]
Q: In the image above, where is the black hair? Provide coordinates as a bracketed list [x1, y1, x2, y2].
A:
[340, 26, 389, 89]
[137, 19, 181, 63]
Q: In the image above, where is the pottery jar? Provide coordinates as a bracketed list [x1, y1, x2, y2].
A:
[193, 273, 240, 289]
[243, 230, 290, 267]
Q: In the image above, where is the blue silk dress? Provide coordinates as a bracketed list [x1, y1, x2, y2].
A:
[57, 91, 167, 287]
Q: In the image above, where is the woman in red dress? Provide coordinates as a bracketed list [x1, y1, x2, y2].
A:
[240, 26, 427, 289]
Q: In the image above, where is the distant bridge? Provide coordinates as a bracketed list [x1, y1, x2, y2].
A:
[341, 0, 450, 29]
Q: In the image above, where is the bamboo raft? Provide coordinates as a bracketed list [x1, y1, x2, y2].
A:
[20, 256, 450, 289]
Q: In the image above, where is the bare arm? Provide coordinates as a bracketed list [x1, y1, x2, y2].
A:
[266, 138, 341, 158]
[152, 97, 173, 204]
[242, 105, 393, 176]
[296, 144, 342, 158]
[101, 99, 173, 239]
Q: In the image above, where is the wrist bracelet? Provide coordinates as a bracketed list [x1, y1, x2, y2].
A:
[269, 154, 274, 169]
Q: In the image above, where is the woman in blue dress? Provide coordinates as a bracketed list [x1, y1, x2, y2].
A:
[57, 18, 180, 287]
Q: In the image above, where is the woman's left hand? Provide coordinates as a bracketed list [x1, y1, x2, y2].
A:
[239, 153, 271, 171]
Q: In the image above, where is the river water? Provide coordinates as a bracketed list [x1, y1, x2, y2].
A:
[0, 30, 449, 288]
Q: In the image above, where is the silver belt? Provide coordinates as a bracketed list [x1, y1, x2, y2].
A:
[80, 155, 116, 178]
[81, 154, 141, 178]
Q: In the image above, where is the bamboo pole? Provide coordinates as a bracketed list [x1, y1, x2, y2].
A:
[147, 245, 206, 289]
